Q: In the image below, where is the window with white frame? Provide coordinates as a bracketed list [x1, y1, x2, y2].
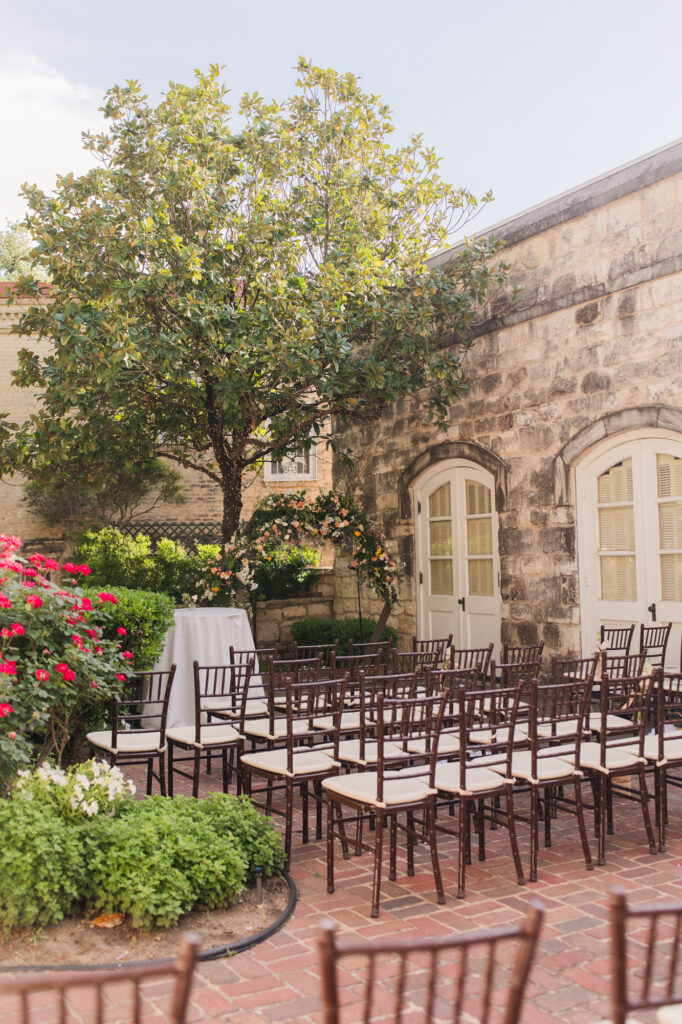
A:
[264, 444, 317, 482]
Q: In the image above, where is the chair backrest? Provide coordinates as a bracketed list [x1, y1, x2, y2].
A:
[412, 634, 453, 661]
[331, 650, 384, 680]
[281, 675, 345, 771]
[0, 931, 200, 1024]
[502, 642, 544, 666]
[529, 673, 593, 765]
[597, 669, 660, 758]
[550, 654, 599, 685]
[610, 886, 682, 1024]
[389, 649, 440, 675]
[374, 691, 450, 790]
[449, 643, 494, 678]
[657, 671, 682, 741]
[193, 659, 254, 741]
[112, 665, 176, 748]
[317, 901, 543, 1024]
[600, 623, 635, 655]
[491, 659, 541, 693]
[347, 638, 394, 665]
[602, 651, 646, 679]
[292, 641, 338, 667]
[639, 622, 672, 667]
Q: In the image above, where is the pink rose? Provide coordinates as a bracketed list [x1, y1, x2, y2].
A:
[0, 660, 16, 675]
[0, 597, 12, 610]
[98, 592, 118, 605]
[116, 627, 127, 635]
[26, 595, 42, 609]
[10, 623, 24, 636]
[115, 673, 127, 681]
[91, 681, 98, 688]
[0, 703, 13, 718]
[121, 651, 133, 660]
[35, 669, 50, 681]
[8, 731, 16, 739]
[80, 597, 93, 611]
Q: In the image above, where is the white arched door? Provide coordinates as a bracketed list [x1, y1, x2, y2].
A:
[414, 461, 501, 650]
[576, 431, 682, 669]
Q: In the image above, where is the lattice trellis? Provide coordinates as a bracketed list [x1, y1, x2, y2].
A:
[120, 521, 222, 551]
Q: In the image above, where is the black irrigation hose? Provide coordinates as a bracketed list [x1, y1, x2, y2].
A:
[0, 869, 297, 974]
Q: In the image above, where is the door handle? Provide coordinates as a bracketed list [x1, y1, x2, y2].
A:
[457, 597, 466, 611]
[648, 602, 656, 622]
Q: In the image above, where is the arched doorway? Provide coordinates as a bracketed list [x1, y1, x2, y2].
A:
[414, 459, 501, 650]
[575, 429, 682, 668]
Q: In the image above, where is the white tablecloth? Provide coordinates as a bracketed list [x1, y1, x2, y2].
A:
[154, 607, 256, 728]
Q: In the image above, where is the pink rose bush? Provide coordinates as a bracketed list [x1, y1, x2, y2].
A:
[0, 535, 131, 793]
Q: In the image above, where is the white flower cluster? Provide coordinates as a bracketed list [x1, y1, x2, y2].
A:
[16, 759, 136, 818]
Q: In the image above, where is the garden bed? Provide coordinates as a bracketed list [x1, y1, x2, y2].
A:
[0, 874, 290, 968]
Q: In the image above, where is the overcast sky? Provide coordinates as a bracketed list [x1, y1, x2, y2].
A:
[2, 0, 681, 240]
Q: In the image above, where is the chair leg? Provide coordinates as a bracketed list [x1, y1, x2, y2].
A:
[159, 753, 167, 797]
[476, 799, 486, 862]
[327, 796, 335, 893]
[406, 811, 415, 876]
[574, 778, 593, 871]
[656, 767, 666, 853]
[427, 799, 445, 906]
[168, 742, 174, 798]
[301, 783, 309, 845]
[146, 757, 153, 796]
[192, 748, 201, 799]
[457, 796, 469, 899]
[529, 786, 539, 883]
[506, 786, 525, 887]
[371, 809, 384, 918]
[315, 780, 323, 840]
[389, 815, 397, 881]
[285, 779, 294, 868]
[598, 775, 607, 865]
[544, 788, 552, 848]
[222, 747, 229, 793]
[636, 767, 656, 856]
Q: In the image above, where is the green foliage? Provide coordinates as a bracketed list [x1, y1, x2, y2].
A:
[0, 799, 85, 928]
[83, 796, 249, 928]
[0, 764, 285, 931]
[254, 546, 319, 600]
[0, 219, 38, 280]
[290, 616, 399, 656]
[2, 62, 506, 543]
[82, 586, 174, 671]
[76, 527, 199, 605]
[23, 453, 185, 535]
[196, 793, 286, 878]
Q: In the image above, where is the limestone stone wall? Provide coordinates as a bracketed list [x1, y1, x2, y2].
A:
[252, 569, 335, 647]
[333, 155, 682, 656]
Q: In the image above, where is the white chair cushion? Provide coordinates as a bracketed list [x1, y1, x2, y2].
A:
[578, 741, 645, 772]
[322, 771, 435, 808]
[242, 717, 310, 741]
[313, 711, 362, 731]
[588, 713, 636, 732]
[406, 733, 460, 756]
[434, 763, 508, 795]
[336, 739, 405, 765]
[470, 725, 527, 745]
[241, 746, 338, 778]
[87, 730, 165, 755]
[505, 750, 581, 783]
[638, 733, 682, 763]
[536, 719, 586, 739]
[166, 723, 241, 749]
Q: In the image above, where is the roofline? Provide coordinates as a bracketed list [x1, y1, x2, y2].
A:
[429, 136, 682, 267]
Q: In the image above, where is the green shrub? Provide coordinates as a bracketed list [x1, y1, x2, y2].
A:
[83, 796, 249, 928]
[254, 546, 320, 601]
[197, 793, 286, 878]
[75, 527, 155, 590]
[0, 799, 85, 928]
[0, 765, 285, 931]
[290, 616, 399, 655]
[83, 586, 175, 671]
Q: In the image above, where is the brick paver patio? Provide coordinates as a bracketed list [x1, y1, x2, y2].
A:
[6, 769, 682, 1024]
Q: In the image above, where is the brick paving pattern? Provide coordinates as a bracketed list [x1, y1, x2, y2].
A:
[5, 768, 682, 1024]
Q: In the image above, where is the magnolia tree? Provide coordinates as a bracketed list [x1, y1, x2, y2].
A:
[2, 61, 506, 544]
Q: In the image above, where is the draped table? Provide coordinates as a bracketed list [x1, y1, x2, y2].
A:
[153, 607, 257, 728]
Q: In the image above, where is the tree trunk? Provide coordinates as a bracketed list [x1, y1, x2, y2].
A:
[220, 461, 244, 546]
